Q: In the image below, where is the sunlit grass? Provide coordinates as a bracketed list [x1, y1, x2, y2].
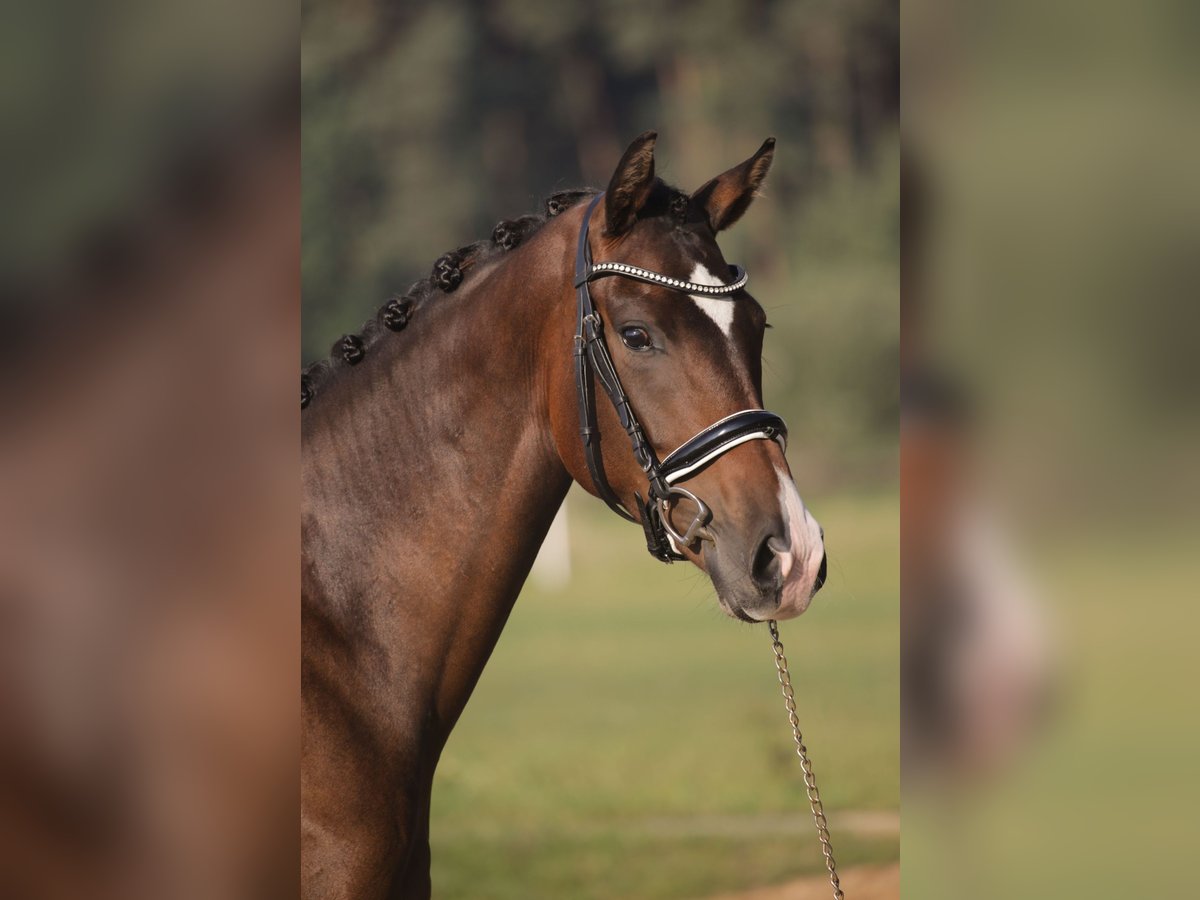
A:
[431, 487, 898, 898]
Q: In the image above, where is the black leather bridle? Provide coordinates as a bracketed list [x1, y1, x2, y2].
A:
[573, 193, 789, 562]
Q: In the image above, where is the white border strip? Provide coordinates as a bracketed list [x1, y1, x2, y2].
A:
[663, 431, 786, 485]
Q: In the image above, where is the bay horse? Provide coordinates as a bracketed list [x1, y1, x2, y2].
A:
[301, 132, 827, 898]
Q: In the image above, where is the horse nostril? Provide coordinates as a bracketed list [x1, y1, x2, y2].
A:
[814, 552, 828, 593]
[751, 533, 782, 588]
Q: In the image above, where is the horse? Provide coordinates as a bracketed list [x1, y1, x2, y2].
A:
[301, 131, 827, 898]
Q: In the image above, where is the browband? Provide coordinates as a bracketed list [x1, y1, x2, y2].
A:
[578, 262, 748, 296]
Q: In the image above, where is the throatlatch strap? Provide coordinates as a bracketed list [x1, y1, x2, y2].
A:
[575, 194, 636, 522]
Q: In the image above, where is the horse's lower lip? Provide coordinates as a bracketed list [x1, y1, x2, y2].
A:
[738, 606, 775, 623]
[726, 602, 757, 623]
[727, 593, 781, 623]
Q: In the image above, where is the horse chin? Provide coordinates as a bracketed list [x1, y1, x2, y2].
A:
[717, 591, 784, 623]
[718, 581, 814, 623]
[721, 601, 759, 623]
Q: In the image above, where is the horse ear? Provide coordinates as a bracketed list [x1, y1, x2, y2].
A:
[691, 138, 776, 233]
[604, 131, 658, 236]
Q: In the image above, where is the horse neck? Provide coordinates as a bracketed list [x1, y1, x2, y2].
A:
[302, 219, 578, 743]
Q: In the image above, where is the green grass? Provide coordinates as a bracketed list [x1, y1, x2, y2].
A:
[901, 527, 1200, 900]
[430, 487, 899, 899]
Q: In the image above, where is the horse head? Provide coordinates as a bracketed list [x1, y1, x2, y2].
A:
[549, 132, 827, 622]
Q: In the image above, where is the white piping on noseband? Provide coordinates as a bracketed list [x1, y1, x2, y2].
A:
[663, 431, 787, 485]
[659, 409, 789, 486]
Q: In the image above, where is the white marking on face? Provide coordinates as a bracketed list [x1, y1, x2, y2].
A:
[768, 468, 825, 620]
[688, 264, 735, 337]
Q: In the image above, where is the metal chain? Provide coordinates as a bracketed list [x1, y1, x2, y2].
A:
[767, 619, 844, 900]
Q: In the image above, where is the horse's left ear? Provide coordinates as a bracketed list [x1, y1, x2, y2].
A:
[605, 130, 658, 236]
[691, 138, 776, 232]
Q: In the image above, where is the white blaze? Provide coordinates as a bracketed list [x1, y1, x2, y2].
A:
[770, 468, 825, 620]
[688, 264, 736, 337]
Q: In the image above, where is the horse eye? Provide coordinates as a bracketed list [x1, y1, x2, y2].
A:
[620, 326, 653, 351]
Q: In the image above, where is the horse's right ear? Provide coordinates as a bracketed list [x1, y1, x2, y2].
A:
[604, 131, 658, 236]
[691, 138, 776, 233]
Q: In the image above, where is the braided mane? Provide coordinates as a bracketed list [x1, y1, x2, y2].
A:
[301, 188, 599, 410]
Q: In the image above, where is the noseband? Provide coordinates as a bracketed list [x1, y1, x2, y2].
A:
[573, 193, 789, 562]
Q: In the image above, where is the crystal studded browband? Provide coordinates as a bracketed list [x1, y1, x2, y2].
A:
[578, 262, 748, 296]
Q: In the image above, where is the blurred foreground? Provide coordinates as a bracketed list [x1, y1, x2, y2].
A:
[0, 2, 298, 896]
[902, 0, 1200, 896]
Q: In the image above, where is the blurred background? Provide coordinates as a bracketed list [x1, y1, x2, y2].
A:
[903, 0, 1200, 897]
[302, 1, 898, 898]
[302, 1, 902, 900]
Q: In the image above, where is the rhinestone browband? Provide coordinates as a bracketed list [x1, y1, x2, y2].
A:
[581, 262, 748, 296]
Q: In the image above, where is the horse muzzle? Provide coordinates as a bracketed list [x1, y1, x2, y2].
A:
[705, 477, 827, 622]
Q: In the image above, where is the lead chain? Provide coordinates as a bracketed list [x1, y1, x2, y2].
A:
[767, 619, 844, 900]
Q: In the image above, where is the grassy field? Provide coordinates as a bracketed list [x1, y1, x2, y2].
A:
[901, 526, 1200, 900]
[429, 487, 899, 899]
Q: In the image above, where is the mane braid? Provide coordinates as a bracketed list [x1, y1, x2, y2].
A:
[301, 187, 600, 410]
